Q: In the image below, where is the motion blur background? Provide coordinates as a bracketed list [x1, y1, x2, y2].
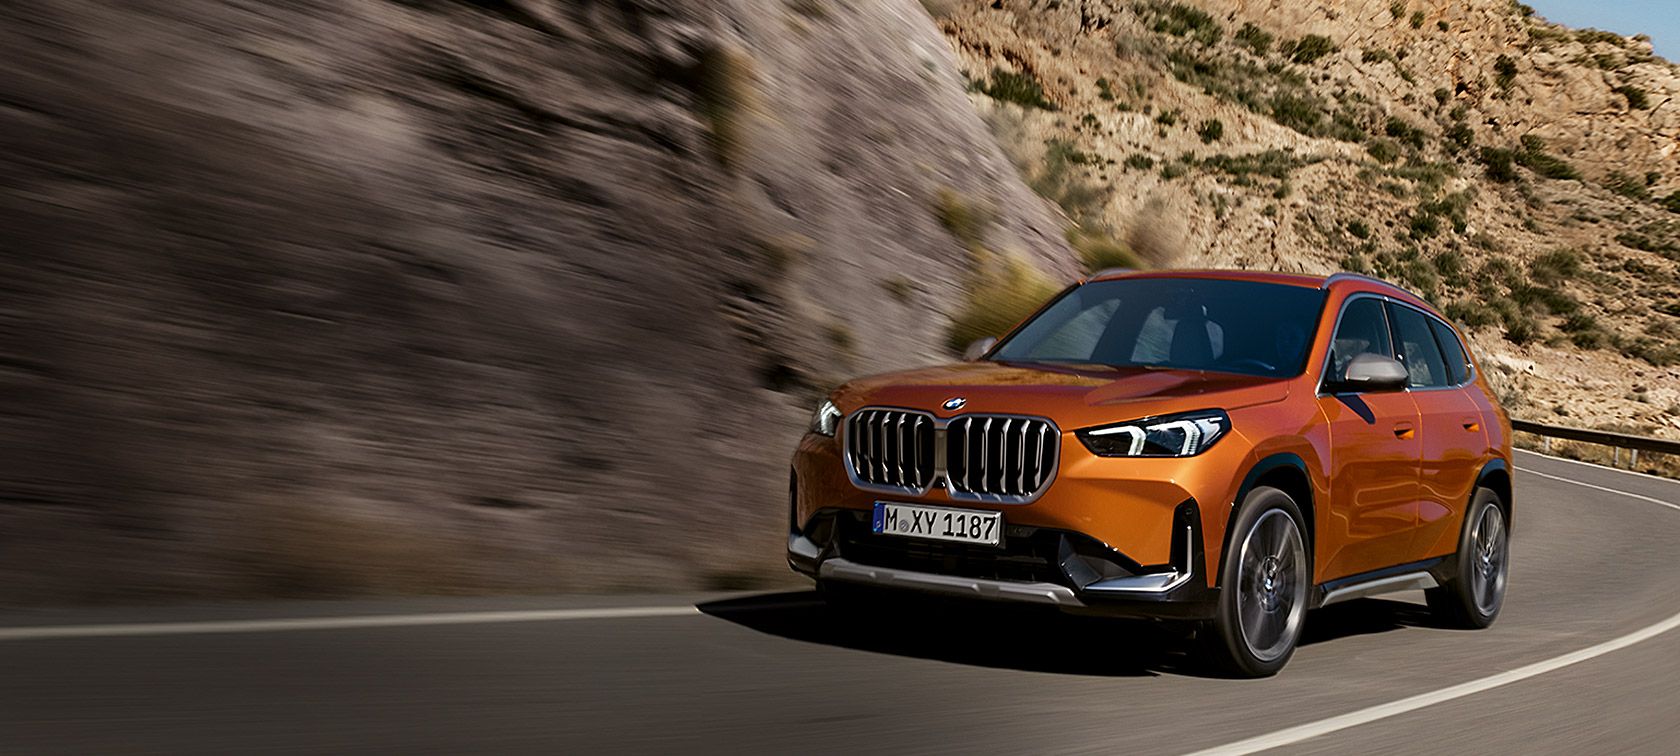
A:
[4, 0, 1680, 605]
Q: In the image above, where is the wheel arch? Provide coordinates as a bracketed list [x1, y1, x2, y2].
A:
[1216, 452, 1314, 587]
[1475, 457, 1513, 532]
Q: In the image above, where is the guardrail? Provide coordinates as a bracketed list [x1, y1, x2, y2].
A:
[1511, 419, 1680, 469]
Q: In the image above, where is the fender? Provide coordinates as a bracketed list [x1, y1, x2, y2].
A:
[1214, 452, 1310, 587]
[1473, 457, 1513, 531]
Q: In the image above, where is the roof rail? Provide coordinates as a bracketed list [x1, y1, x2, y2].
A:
[1320, 271, 1394, 290]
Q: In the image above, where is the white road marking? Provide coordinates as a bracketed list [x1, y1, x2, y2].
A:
[1521, 467, 1680, 514]
[1187, 460, 1680, 756]
[0, 605, 701, 642]
[1515, 447, 1680, 488]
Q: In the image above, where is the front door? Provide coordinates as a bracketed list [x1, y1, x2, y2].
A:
[1318, 296, 1422, 581]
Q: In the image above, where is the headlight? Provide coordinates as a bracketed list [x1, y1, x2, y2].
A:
[1077, 410, 1229, 457]
[809, 398, 842, 437]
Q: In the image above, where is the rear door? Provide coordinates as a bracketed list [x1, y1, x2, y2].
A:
[1391, 308, 1488, 560]
[1317, 296, 1422, 580]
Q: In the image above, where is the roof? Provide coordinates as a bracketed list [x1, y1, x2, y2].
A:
[1084, 268, 1437, 312]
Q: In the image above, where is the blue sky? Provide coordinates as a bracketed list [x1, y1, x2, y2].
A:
[1526, 1, 1678, 60]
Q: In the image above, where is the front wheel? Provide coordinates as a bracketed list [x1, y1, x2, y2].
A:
[1426, 488, 1509, 629]
[1202, 486, 1310, 678]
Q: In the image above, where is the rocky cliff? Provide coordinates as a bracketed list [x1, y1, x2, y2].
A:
[0, 0, 1074, 602]
[936, 0, 1680, 435]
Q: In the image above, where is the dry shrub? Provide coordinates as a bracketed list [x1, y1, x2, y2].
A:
[698, 44, 762, 169]
[1068, 226, 1142, 272]
[947, 253, 1060, 352]
[1125, 197, 1187, 267]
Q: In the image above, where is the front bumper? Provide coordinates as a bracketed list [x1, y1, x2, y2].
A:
[788, 505, 1219, 619]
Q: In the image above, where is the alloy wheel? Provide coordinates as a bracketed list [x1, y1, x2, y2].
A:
[1235, 509, 1308, 663]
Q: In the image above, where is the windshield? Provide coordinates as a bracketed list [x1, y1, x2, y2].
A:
[989, 278, 1328, 378]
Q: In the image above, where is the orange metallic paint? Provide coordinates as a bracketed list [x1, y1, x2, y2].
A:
[792, 270, 1511, 593]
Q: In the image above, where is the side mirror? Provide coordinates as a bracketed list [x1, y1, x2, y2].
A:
[1329, 353, 1408, 393]
[963, 337, 998, 362]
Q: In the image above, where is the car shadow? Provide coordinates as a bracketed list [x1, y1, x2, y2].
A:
[699, 591, 1443, 678]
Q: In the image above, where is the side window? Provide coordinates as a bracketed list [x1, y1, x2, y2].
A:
[1388, 305, 1450, 388]
[1328, 297, 1393, 383]
[1429, 317, 1472, 386]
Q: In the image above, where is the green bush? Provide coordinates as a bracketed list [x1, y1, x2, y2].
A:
[1410, 10, 1425, 29]
[1347, 219, 1371, 239]
[1269, 92, 1324, 133]
[1096, 77, 1116, 101]
[1446, 300, 1499, 329]
[1385, 116, 1427, 149]
[1613, 84, 1650, 110]
[1145, 2, 1222, 46]
[1197, 118, 1225, 143]
[977, 68, 1056, 110]
[1494, 55, 1518, 90]
[1201, 149, 1316, 179]
[1478, 147, 1519, 182]
[1390, 1, 1407, 19]
[1281, 35, 1337, 65]
[1605, 171, 1651, 200]
[1444, 123, 1475, 152]
[1235, 23, 1273, 55]
[1367, 139, 1401, 163]
[1124, 154, 1157, 171]
[1531, 248, 1583, 285]
[1515, 136, 1580, 180]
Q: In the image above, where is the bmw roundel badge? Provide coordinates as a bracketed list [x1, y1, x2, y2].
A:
[942, 397, 967, 411]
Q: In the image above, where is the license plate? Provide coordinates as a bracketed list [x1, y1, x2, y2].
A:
[872, 502, 1002, 546]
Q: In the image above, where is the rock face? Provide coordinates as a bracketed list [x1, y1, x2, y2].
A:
[935, 0, 1680, 434]
[0, 0, 1072, 602]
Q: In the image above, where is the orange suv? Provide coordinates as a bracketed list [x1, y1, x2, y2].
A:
[788, 270, 1512, 676]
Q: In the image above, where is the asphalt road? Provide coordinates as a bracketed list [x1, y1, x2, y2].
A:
[3, 449, 1679, 755]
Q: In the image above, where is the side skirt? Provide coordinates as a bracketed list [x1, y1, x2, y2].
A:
[1312, 556, 1451, 609]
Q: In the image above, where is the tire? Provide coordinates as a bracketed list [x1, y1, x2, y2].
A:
[1202, 486, 1311, 678]
[1426, 487, 1509, 629]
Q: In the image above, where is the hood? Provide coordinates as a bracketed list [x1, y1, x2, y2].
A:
[831, 361, 1291, 430]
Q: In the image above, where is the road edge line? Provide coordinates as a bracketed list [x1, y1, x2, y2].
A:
[0, 605, 702, 642]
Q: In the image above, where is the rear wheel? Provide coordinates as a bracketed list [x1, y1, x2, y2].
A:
[1426, 487, 1508, 629]
[1203, 486, 1310, 678]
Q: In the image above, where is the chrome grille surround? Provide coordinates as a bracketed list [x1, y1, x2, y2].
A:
[842, 407, 1060, 504]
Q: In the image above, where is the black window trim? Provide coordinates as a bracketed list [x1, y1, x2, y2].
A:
[1317, 292, 1476, 395]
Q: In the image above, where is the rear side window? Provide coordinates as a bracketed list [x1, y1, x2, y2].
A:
[1388, 304, 1450, 388]
[1328, 297, 1393, 383]
[1429, 318, 1472, 385]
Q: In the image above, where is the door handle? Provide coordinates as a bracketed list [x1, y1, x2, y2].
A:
[1393, 422, 1415, 439]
